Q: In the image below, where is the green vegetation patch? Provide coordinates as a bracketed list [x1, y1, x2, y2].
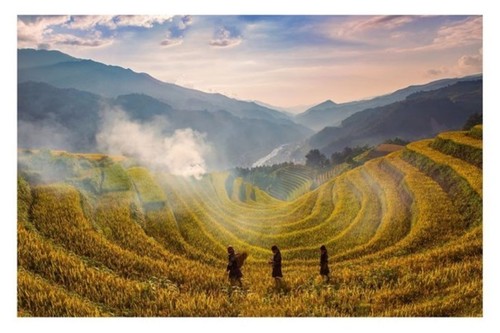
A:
[18, 176, 32, 225]
[402, 146, 482, 227]
[469, 125, 482, 140]
[431, 131, 482, 169]
[102, 164, 132, 192]
[127, 167, 167, 209]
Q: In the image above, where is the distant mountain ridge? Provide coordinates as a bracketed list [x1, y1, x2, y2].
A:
[18, 48, 482, 169]
[251, 100, 315, 115]
[17, 49, 296, 125]
[295, 74, 482, 131]
[257, 79, 482, 165]
[312, 79, 482, 156]
[17, 48, 78, 69]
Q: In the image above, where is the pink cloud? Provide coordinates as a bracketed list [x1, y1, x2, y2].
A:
[433, 16, 482, 49]
[335, 15, 418, 38]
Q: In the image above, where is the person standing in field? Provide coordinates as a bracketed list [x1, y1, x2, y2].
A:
[320, 245, 330, 283]
[268, 245, 283, 288]
[226, 246, 243, 287]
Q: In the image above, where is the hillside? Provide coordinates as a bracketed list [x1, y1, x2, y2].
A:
[295, 74, 482, 131]
[17, 49, 295, 124]
[308, 80, 482, 156]
[17, 48, 78, 69]
[18, 126, 482, 316]
[18, 81, 311, 168]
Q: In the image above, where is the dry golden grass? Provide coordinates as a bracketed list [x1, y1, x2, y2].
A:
[17, 127, 482, 317]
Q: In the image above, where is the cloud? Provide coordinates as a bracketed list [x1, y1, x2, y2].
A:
[18, 15, 175, 50]
[177, 15, 193, 30]
[160, 31, 183, 47]
[376, 16, 482, 55]
[17, 15, 70, 44]
[458, 54, 481, 68]
[426, 48, 482, 78]
[18, 15, 113, 49]
[353, 15, 416, 32]
[114, 15, 174, 29]
[458, 48, 483, 73]
[426, 66, 449, 77]
[209, 27, 242, 47]
[96, 108, 211, 179]
[65, 15, 116, 30]
[335, 15, 418, 38]
[50, 31, 113, 48]
[432, 16, 482, 49]
[66, 15, 174, 30]
[159, 16, 192, 47]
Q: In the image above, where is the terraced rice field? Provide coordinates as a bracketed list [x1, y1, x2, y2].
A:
[17, 126, 482, 316]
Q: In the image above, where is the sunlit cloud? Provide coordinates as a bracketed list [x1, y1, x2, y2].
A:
[432, 16, 482, 49]
[114, 15, 174, 29]
[390, 16, 482, 54]
[458, 48, 483, 73]
[337, 15, 418, 37]
[17, 15, 70, 45]
[209, 27, 242, 47]
[65, 15, 116, 30]
[50, 32, 113, 48]
[18, 15, 175, 50]
[426, 47, 482, 78]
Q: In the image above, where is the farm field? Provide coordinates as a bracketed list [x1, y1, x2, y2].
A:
[17, 126, 483, 317]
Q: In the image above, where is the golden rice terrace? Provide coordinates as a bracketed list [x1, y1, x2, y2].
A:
[17, 126, 483, 317]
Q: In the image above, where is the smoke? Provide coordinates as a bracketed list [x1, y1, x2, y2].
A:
[18, 120, 75, 151]
[96, 108, 211, 179]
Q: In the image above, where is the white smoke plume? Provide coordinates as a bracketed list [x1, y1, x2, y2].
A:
[96, 108, 211, 179]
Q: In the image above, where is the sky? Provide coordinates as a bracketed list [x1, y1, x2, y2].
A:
[17, 15, 482, 110]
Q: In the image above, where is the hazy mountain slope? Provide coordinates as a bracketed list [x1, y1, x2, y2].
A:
[310, 80, 482, 156]
[18, 81, 311, 168]
[18, 81, 104, 151]
[295, 74, 482, 130]
[18, 49, 296, 124]
[17, 49, 78, 69]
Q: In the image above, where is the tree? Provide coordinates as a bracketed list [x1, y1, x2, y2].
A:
[305, 149, 330, 169]
[384, 137, 409, 146]
[331, 145, 371, 166]
[462, 113, 482, 130]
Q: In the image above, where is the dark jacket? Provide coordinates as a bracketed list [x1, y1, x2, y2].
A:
[320, 252, 330, 275]
[272, 251, 283, 278]
[227, 253, 242, 279]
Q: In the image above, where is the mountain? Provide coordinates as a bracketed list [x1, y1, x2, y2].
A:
[306, 99, 337, 111]
[18, 49, 295, 124]
[17, 48, 78, 69]
[252, 100, 314, 116]
[295, 74, 482, 131]
[258, 79, 482, 166]
[18, 81, 311, 168]
[310, 79, 482, 156]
